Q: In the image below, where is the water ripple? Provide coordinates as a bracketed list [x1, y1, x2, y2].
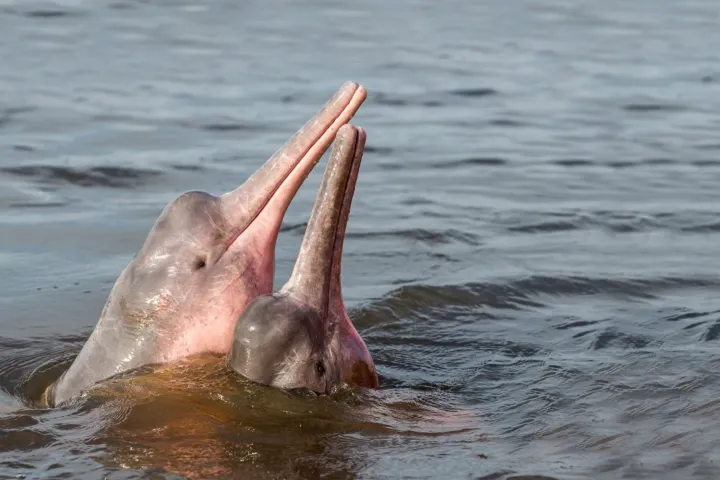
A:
[0, 165, 162, 189]
[2, 0, 720, 477]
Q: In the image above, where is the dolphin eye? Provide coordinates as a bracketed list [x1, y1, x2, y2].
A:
[194, 258, 207, 270]
[316, 361, 325, 376]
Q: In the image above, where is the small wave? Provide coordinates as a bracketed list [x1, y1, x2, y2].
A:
[506, 210, 720, 235]
[12, 145, 36, 153]
[0, 335, 84, 403]
[653, 217, 720, 233]
[370, 87, 498, 109]
[6, 197, 71, 209]
[664, 309, 720, 323]
[179, 120, 268, 133]
[348, 228, 482, 246]
[591, 328, 658, 350]
[376, 161, 404, 171]
[691, 159, 720, 166]
[507, 219, 582, 233]
[358, 276, 720, 320]
[371, 93, 412, 107]
[0, 106, 34, 129]
[371, 92, 444, 108]
[363, 145, 394, 155]
[169, 163, 204, 172]
[448, 87, 499, 98]
[0, 6, 87, 18]
[376, 334, 546, 359]
[1, 426, 55, 452]
[510, 217, 664, 234]
[481, 473, 560, 480]
[695, 143, 720, 150]
[279, 222, 307, 234]
[434, 157, 507, 168]
[488, 118, 526, 127]
[640, 158, 676, 165]
[672, 309, 720, 338]
[554, 319, 599, 330]
[551, 159, 594, 167]
[108, 2, 134, 10]
[703, 321, 720, 342]
[0, 165, 162, 189]
[197, 123, 259, 132]
[548, 158, 720, 168]
[622, 103, 687, 113]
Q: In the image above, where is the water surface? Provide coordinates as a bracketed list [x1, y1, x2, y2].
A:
[2, 0, 720, 478]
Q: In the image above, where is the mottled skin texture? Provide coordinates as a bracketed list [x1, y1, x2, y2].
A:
[228, 124, 378, 394]
[45, 83, 368, 407]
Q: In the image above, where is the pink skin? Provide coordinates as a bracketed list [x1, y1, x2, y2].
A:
[45, 83, 368, 407]
[228, 125, 378, 394]
[284, 124, 378, 389]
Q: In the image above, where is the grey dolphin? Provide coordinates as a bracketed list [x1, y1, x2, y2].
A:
[227, 124, 378, 394]
[44, 83, 368, 406]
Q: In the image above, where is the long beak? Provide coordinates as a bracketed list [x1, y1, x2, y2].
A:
[283, 124, 366, 317]
[218, 82, 367, 241]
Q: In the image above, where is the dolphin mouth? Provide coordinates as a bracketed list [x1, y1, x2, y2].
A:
[323, 126, 365, 318]
[217, 82, 367, 258]
[282, 124, 366, 318]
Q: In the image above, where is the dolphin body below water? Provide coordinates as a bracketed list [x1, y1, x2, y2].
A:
[43, 82, 368, 407]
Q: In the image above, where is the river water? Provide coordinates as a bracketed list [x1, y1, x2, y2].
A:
[2, 0, 720, 478]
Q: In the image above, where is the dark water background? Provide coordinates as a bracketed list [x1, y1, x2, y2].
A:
[2, 0, 720, 478]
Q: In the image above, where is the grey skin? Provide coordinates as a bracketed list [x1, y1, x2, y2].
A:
[228, 124, 378, 394]
[43, 83, 368, 407]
